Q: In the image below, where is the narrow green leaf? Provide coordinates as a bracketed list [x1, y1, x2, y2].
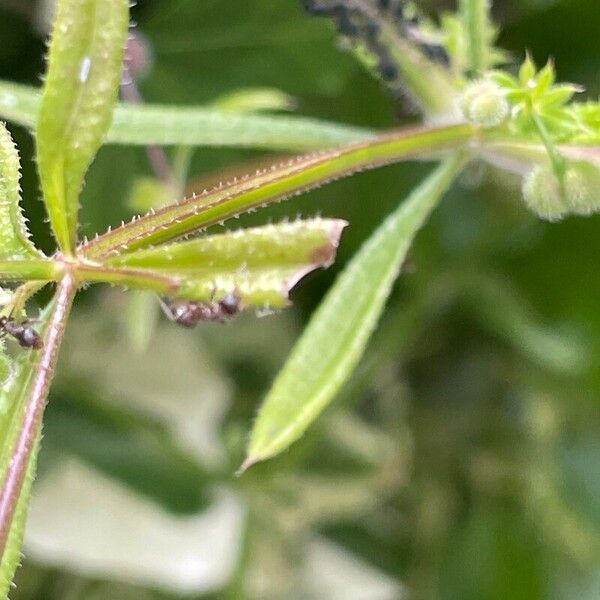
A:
[107, 102, 370, 150]
[0, 259, 60, 281]
[0, 277, 76, 587]
[106, 218, 346, 272]
[459, 0, 494, 74]
[79, 123, 475, 259]
[0, 82, 40, 129]
[0, 80, 370, 150]
[125, 291, 159, 354]
[241, 153, 468, 470]
[102, 219, 347, 307]
[36, 0, 130, 254]
[0, 124, 41, 258]
[0, 347, 35, 597]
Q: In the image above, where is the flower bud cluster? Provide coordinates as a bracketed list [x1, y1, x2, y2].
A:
[522, 160, 600, 221]
[461, 79, 509, 128]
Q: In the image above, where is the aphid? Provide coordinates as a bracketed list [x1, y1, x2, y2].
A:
[301, 0, 340, 16]
[0, 316, 43, 349]
[336, 7, 359, 36]
[365, 21, 380, 41]
[160, 292, 241, 328]
[377, 53, 399, 81]
[420, 42, 450, 66]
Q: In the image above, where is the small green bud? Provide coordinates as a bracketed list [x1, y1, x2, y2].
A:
[522, 165, 568, 221]
[461, 80, 509, 128]
[563, 160, 600, 216]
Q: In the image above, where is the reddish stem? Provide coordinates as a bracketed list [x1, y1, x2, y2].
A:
[121, 47, 174, 187]
[0, 274, 76, 556]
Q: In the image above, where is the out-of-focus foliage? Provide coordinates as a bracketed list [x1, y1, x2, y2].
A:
[0, 0, 598, 598]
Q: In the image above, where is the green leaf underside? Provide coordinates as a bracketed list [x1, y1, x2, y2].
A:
[36, 0, 129, 253]
[0, 281, 75, 591]
[79, 123, 475, 259]
[106, 218, 346, 271]
[0, 81, 370, 150]
[89, 219, 347, 307]
[242, 153, 468, 469]
[0, 125, 40, 259]
[108, 103, 371, 150]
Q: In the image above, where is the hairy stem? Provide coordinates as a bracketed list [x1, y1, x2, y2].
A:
[80, 122, 477, 258]
[0, 260, 59, 281]
[0, 274, 76, 557]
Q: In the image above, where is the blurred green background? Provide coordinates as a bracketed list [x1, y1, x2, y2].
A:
[1, 0, 599, 598]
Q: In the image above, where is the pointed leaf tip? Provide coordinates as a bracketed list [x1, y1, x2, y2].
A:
[236, 456, 260, 476]
[245, 154, 467, 465]
[0, 124, 41, 258]
[36, 0, 130, 253]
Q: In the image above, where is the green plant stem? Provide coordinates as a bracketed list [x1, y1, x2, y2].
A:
[80, 122, 478, 258]
[74, 263, 179, 294]
[459, 0, 491, 74]
[479, 139, 600, 174]
[0, 260, 59, 281]
[0, 274, 76, 560]
[531, 111, 566, 176]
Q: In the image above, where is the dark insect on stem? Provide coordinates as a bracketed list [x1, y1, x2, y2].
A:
[300, 0, 450, 89]
[365, 21, 380, 41]
[377, 53, 399, 80]
[0, 316, 43, 349]
[159, 293, 242, 328]
[301, 0, 341, 16]
[337, 7, 359, 36]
